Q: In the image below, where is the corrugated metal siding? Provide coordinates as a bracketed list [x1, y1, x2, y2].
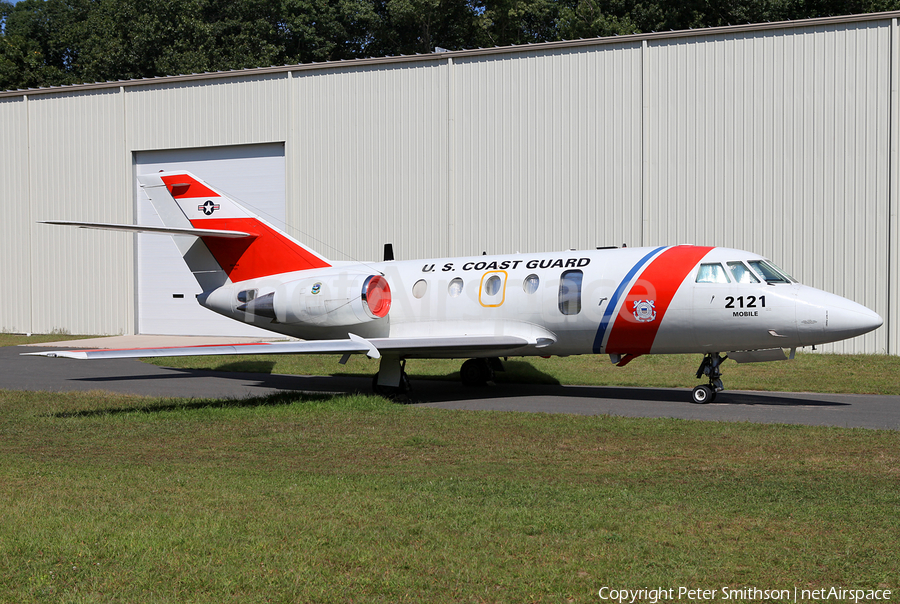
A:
[891, 18, 900, 357]
[0, 14, 895, 353]
[452, 45, 644, 256]
[127, 74, 288, 150]
[0, 98, 32, 332]
[291, 61, 449, 262]
[27, 89, 132, 335]
[646, 22, 892, 353]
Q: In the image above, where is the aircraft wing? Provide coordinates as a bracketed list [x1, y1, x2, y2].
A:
[41, 221, 255, 239]
[22, 335, 531, 361]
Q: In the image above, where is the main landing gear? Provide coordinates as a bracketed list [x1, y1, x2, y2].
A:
[692, 352, 728, 404]
[460, 358, 504, 387]
[372, 356, 505, 398]
[372, 356, 411, 398]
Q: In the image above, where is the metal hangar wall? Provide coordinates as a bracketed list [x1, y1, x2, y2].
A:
[0, 11, 896, 354]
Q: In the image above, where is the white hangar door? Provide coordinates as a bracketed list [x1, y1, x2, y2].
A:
[134, 144, 286, 336]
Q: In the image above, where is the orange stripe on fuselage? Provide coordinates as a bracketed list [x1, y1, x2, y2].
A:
[604, 245, 713, 354]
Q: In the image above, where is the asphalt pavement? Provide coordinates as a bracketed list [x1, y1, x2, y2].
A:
[5, 341, 900, 430]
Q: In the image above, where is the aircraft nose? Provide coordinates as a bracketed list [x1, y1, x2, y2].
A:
[823, 295, 883, 342]
[795, 287, 882, 346]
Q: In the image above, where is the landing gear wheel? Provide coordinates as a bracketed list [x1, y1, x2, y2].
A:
[692, 384, 715, 404]
[692, 353, 728, 403]
[372, 373, 411, 399]
[460, 358, 494, 387]
[372, 358, 411, 400]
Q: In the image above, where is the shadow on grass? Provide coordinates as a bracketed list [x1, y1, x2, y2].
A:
[211, 360, 279, 373]
[48, 390, 341, 419]
[72, 365, 850, 409]
[327, 360, 561, 386]
[495, 360, 561, 385]
[542, 386, 851, 407]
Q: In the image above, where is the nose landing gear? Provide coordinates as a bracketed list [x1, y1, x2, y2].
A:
[692, 352, 727, 404]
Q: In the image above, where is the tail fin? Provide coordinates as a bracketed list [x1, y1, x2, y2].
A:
[138, 171, 330, 284]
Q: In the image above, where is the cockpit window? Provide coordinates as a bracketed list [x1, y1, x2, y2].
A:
[696, 263, 731, 283]
[727, 261, 760, 283]
[748, 260, 793, 284]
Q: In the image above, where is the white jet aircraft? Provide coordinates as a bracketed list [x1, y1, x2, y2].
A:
[30, 171, 883, 403]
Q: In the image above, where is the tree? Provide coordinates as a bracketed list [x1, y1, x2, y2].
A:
[0, 0, 90, 88]
[365, 0, 485, 56]
[4, 0, 900, 91]
[479, 0, 560, 46]
[557, 0, 639, 39]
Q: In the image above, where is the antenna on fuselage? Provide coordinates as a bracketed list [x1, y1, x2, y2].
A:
[383, 243, 395, 261]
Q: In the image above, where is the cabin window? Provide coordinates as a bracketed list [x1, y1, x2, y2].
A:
[727, 261, 760, 283]
[748, 260, 793, 283]
[237, 289, 257, 303]
[558, 270, 583, 315]
[484, 275, 502, 296]
[523, 274, 540, 294]
[448, 277, 464, 297]
[696, 263, 731, 283]
[412, 279, 427, 299]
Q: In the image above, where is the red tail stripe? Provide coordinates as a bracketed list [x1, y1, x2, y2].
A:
[161, 174, 220, 199]
[604, 246, 714, 354]
[194, 217, 330, 281]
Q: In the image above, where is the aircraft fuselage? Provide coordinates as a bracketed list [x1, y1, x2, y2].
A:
[201, 244, 882, 359]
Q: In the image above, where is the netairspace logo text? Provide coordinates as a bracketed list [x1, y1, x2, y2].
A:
[597, 586, 893, 603]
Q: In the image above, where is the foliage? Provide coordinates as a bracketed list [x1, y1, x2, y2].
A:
[3, 0, 900, 91]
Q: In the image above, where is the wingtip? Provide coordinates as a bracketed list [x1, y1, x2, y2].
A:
[21, 350, 89, 359]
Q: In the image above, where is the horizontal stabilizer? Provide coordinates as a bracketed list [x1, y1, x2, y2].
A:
[41, 221, 255, 239]
[23, 335, 531, 361]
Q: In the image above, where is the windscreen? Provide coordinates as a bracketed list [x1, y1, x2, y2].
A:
[748, 260, 793, 284]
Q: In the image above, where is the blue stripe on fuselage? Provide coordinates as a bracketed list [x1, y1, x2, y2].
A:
[592, 246, 667, 354]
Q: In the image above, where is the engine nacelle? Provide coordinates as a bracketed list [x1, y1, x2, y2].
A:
[242, 274, 391, 327]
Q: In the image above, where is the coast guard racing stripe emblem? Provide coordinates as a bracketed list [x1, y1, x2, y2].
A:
[632, 300, 656, 322]
[598, 245, 714, 357]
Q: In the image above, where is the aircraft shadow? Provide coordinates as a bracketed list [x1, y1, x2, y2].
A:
[73, 365, 373, 393]
[49, 390, 341, 419]
[411, 382, 850, 408]
[73, 363, 849, 408]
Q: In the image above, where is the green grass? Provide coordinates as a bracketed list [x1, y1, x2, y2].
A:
[0, 333, 98, 347]
[147, 351, 900, 396]
[1, 389, 898, 602]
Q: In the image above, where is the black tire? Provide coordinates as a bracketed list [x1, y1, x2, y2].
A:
[691, 384, 713, 404]
[460, 358, 492, 387]
[372, 373, 411, 398]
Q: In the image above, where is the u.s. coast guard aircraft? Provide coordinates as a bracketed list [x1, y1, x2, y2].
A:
[30, 171, 883, 403]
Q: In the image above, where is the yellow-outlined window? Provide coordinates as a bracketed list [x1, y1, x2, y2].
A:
[479, 271, 508, 307]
